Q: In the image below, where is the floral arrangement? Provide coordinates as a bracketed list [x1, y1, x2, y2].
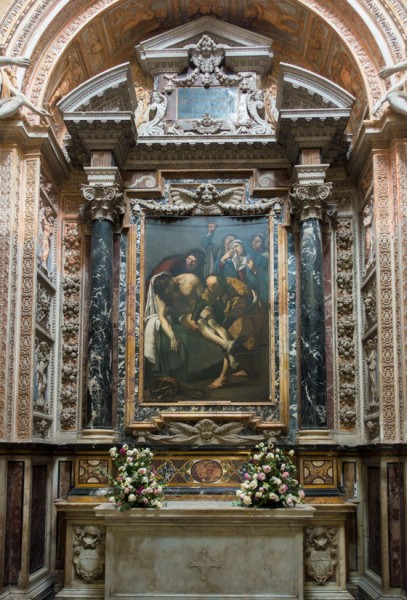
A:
[234, 442, 304, 508]
[108, 445, 166, 511]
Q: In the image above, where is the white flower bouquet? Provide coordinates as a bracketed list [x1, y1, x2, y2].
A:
[108, 444, 166, 511]
[234, 442, 305, 508]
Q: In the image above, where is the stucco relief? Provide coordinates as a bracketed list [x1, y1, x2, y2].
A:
[60, 221, 82, 431]
[375, 152, 398, 442]
[336, 218, 357, 430]
[18, 157, 39, 440]
[73, 525, 105, 583]
[0, 151, 13, 439]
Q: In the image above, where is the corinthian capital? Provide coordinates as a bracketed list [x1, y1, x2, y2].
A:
[80, 183, 125, 223]
[290, 182, 333, 221]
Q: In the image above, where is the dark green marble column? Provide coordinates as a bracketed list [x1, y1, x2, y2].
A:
[81, 176, 124, 430]
[291, 168, 333, 430]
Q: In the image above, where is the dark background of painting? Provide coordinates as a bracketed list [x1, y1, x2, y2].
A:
[145, 215, 269, 277]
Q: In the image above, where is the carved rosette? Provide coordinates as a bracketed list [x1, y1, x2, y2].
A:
[80, 184, 124, 224]
[290, 182, 333, 222]
[336, 218, 357, 430]
[60, 222, 82, 431]
[304, 527, 338, 585]
[73, 525, 105, 583]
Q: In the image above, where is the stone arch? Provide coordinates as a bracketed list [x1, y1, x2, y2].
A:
[0, 0, 404, 130]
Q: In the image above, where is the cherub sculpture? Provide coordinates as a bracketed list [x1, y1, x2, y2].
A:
[0, 53, 50, 119]
[170, 184, 244, 215]
[373, 57, 407, 117]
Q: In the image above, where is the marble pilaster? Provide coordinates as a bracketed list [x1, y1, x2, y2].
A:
[81, 168, 124, 431]
[290, 165, 333, 431]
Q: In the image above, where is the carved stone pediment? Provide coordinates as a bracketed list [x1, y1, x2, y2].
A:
[136, 16, 274, 77]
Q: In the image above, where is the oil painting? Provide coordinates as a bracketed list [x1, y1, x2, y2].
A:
[141, 215, 273, 404]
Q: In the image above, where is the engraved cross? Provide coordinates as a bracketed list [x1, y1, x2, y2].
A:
[188, 547, 221, 581]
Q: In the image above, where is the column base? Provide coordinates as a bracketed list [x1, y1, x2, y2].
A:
[79, 428, 119, 443]
[296, 429, 334, 445]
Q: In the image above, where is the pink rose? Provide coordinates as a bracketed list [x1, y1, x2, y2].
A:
[279, 484, 288, 494]
[282, 471, 289, 478]
[263, 465, 271, 473]
[258, 472, 266, 481]
[244, 473, 250, 480]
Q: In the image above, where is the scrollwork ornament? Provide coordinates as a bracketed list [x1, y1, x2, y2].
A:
[80, 184, 124, 223]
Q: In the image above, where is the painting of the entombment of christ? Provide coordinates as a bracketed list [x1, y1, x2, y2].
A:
[142, 216, 272, 404]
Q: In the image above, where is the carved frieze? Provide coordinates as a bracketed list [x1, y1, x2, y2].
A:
[375, 153, 398, 441]
[73, 525, 105, 583]
[305, 527, 338, 585]
[18, 158, 39, 440]
[0, 151, 13, 439]
[60, 222, 82, 431]
[336, 219, 356, 430]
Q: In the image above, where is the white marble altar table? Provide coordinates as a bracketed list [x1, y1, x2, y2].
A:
[96, 500, 315, 600]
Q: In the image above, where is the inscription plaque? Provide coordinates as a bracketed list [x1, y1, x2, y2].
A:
[177, 87, 238, 120]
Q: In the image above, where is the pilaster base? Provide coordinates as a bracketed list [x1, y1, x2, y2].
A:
[296, 429, 334, 445]
[79, 428, 118, 444]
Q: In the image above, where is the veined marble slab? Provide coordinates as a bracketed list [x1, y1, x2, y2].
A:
[96, 501, 315, 600]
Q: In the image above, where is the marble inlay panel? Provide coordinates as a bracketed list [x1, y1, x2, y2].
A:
[4, 461, 24, 585]
[387, 463, 406, 588]
[367, 466, 381, 575]
[29, 464, 47, 573]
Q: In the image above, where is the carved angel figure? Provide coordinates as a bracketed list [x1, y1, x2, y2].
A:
[190, 35, 223, 87]
[170, 184, 244, 215]
[373, 57, 407, 117]
[0, 53, 50, 119]
[141, 418, 267, 446]
[137, 91, 167, 136]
